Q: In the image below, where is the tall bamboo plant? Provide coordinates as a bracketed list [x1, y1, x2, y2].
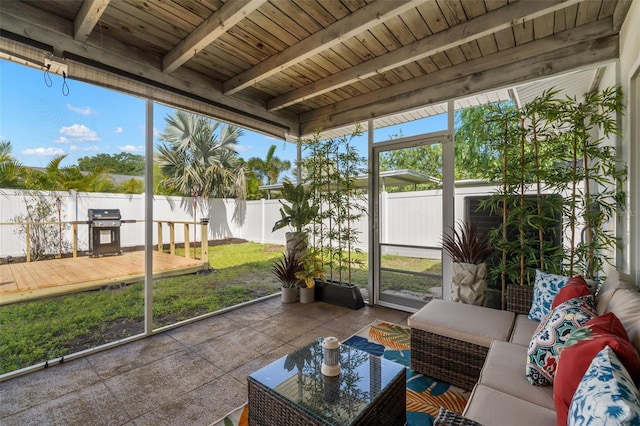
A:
[553, 87, 626, 280]
[521, 90, 566, 278]
[479, 103, 522, 307]
[480, 87, 625, 302]
[301, 126, 367, 284]
[479, 96, 567, 307]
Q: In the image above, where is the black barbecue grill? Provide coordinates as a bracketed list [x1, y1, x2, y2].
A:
[88, 209, 121, 256]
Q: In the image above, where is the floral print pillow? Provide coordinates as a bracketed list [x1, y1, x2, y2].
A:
[568, 345, 640, 425]
[528, 270, 571, 321]
[526, 296, 597, 385]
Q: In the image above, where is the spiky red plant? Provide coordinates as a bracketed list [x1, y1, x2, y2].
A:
[442, 221, 493, 264]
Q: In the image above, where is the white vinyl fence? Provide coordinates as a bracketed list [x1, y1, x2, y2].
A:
[0, 185, 506, 259]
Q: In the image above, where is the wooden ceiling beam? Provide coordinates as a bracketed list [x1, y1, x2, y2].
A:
[222, 0, 426, 96]
[612, 0, 633, 31]
[300, 19, 617, 134]
[162, 0, 267, 74]
[74, 0, 110, 43]
[268, 0, 583, 112]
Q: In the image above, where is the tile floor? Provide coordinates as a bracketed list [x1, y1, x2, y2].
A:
[0, 296, 411, 425]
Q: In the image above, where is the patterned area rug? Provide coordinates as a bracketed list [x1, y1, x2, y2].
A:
[211, 320, 469, 426]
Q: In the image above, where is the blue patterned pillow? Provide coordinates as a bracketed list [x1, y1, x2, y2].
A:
[526, 296, 597, 385]
[568, 345, 640, 425]
[528, 270, 571, 321]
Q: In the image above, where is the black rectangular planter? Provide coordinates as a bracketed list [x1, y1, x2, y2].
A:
[314, 279, 365, 310]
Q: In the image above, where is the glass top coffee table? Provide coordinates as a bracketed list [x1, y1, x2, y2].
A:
[248, 338, 406, 426]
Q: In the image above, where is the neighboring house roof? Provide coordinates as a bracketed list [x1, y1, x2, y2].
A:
[27, 167, 143, 185]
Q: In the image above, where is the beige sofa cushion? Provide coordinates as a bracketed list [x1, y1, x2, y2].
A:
[596, 267, 634, 314]
[463, 384, 556, 426]
[478, 340, 555, 410]
[605, 287, 640, 354]
[408, 299, 515, 348]
[510, 314, 540, 347]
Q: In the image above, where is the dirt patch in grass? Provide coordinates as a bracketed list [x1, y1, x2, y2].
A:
[66, 317, 145, 353]
[263, 244, 285, 252]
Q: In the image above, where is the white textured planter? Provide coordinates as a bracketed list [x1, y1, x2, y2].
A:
[299, 287, 314, 304]
[281, 287, 297, 304]
[285, 232, 307, 261]
[451, 262, 488, 306]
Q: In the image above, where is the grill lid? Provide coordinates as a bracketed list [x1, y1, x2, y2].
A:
[88, 209, 121, 221]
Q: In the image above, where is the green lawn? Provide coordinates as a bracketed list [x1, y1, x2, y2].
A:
[0, 242, 442, 375]
[0, 242, 284, 375]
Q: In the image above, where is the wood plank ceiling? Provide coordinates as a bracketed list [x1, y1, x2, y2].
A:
[0, 0, 632, 140]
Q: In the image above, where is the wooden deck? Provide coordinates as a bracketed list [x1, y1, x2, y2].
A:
[0, 252, 207, 306]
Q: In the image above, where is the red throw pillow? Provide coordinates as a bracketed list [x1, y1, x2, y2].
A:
[551, 275, 591, 309]
[553, 312, 640, 426]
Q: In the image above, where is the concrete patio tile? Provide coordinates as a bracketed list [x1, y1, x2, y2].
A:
[228, 342, 298, 382]
[300, 323, 358, 343]
[86, 333, 187, 379]
[104, 349, 224, 419]
[0, 358, 101, 418]
[130, 374, 247, 426]
[288, 301, 351, 322]
[251, 311, 324, 343]
[166, 315, 243, 347]
[0, 381, 130, 426]
[193, 327, 285, 373]
[223, 298, 285, 325]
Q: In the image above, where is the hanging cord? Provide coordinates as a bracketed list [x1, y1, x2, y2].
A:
[43, 63, 53, 87]
[62, 71, 70, 96]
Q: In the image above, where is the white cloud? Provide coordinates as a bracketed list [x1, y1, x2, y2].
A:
[59, 124, 100, 142]
[67, 104, 94, 116]
[70, 145, 100, 152]
[115, 127, 124, 134]
[22, 147, 65, 156]
[119, 144, 145, 152]
[55, 137, 69, 144]
[235, 145, 252, 152]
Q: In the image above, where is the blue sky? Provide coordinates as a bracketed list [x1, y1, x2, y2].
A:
[1, 59, 446, 171]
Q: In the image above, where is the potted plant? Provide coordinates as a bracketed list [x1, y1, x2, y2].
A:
[442, 220, 493, 306]
[271, 250, 303, 303]
[295, 250, 326, 304]
[272, 180, 318, 261]
[300, 127, 367, 309]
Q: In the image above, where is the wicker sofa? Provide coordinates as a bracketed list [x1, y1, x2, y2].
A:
[408, 269, 640, 426]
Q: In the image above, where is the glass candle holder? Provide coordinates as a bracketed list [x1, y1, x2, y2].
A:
[321, 336, 340, 376]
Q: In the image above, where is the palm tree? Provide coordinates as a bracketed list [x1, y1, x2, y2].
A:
[156, 111, 246, 199]
[22, 156, 67, 190]
[0, 141, 24, 188]
[247, 144, 291, 185]
[22, 155, 114, 192]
